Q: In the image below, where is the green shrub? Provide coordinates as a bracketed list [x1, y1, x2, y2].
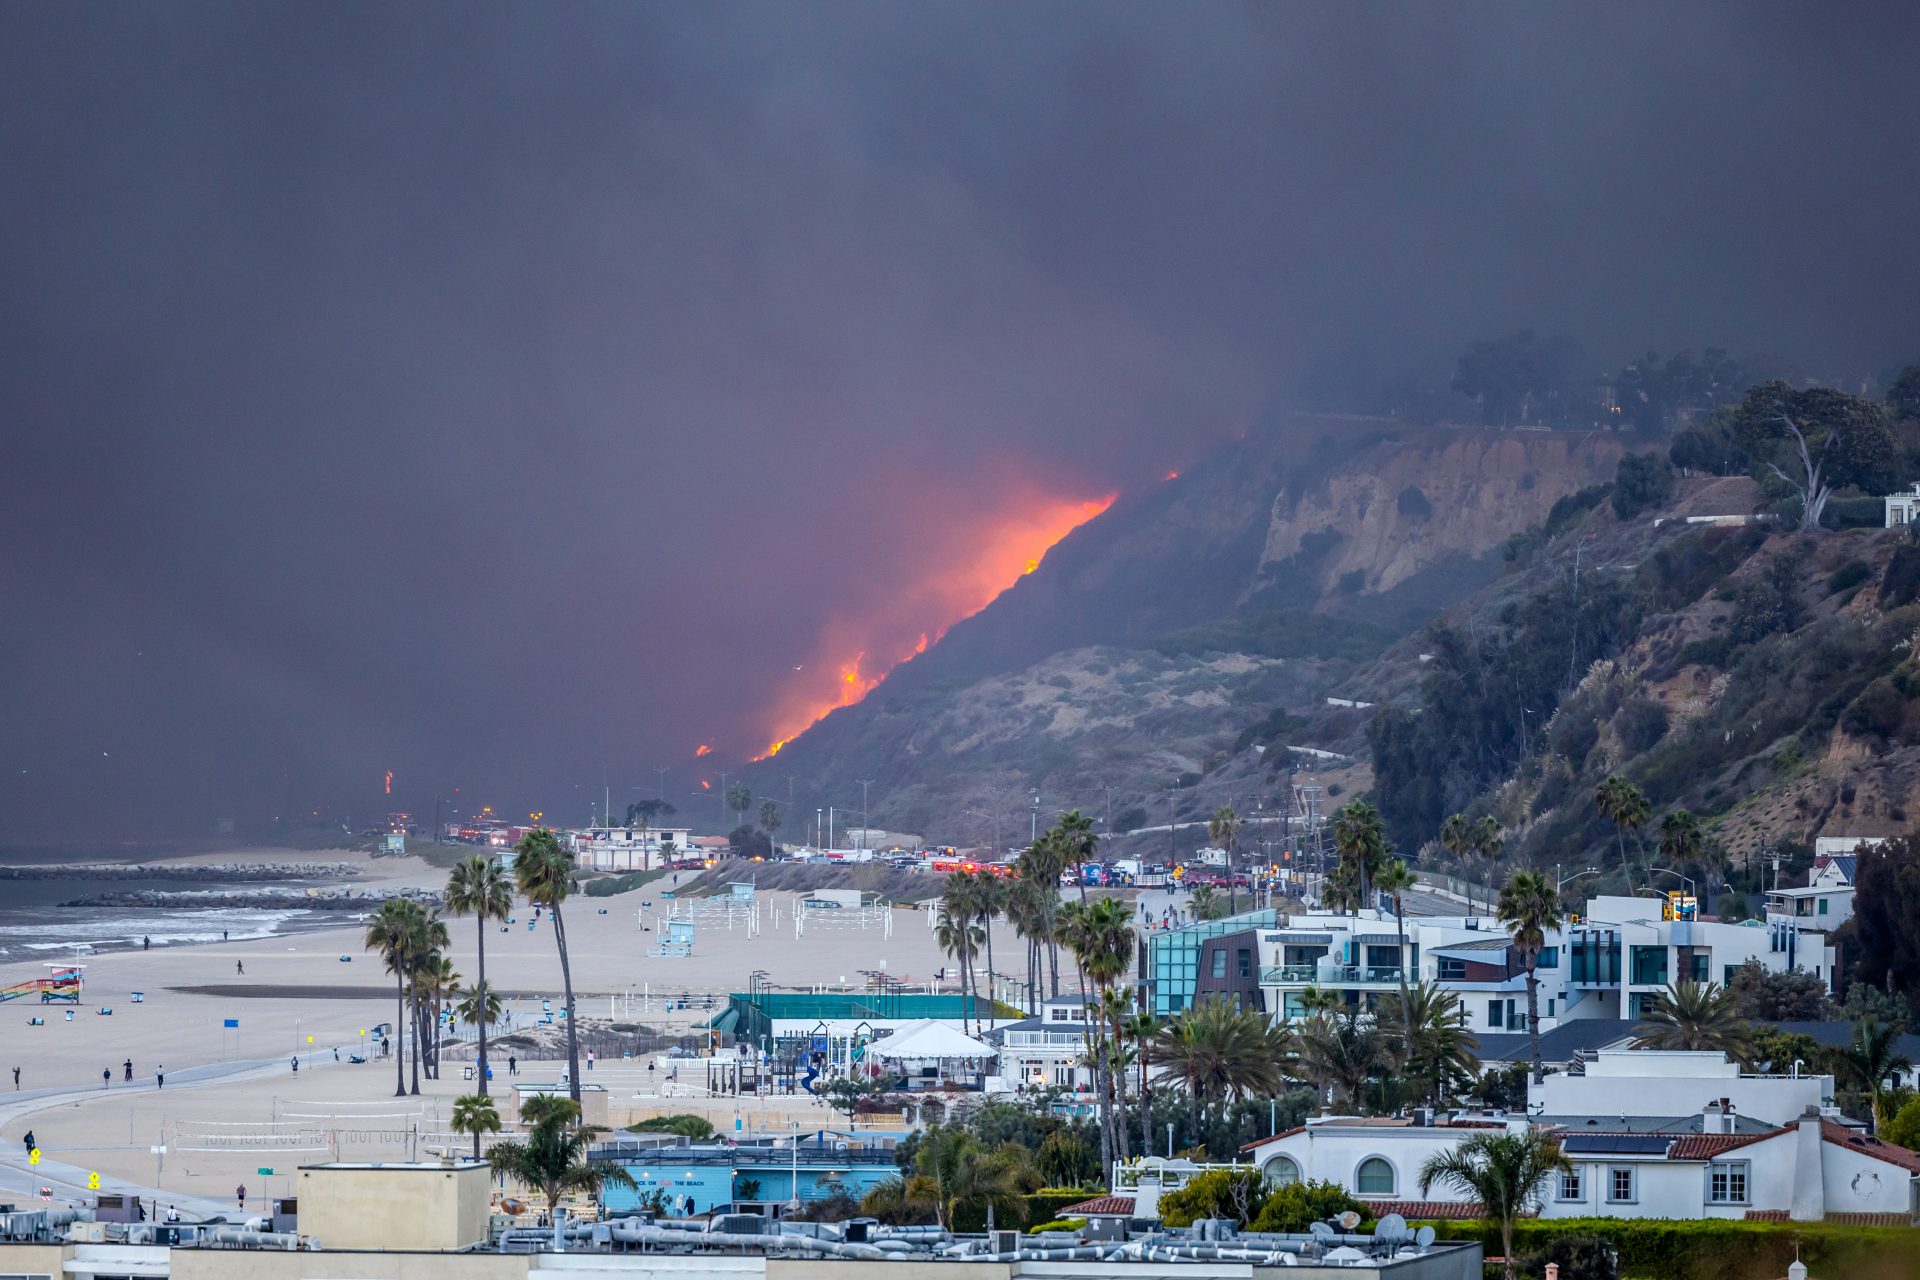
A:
[1157, 1168, 1270, 1227]
[1843, 677, 1907, 741]
[1881, 1092, 1920, 1150]
[1882, 544, 1920, 608]
[1027, 1217, 1087, 1235]
[626, 1113, 715, 1139]
[1613, 697, 1670, 753]
[1521, 1235, 1617, 1280]
[584, 868, 669, 897]
[1020, 1189, 1103, 1229]
[1612, 452, 1675, 519]
[1828, 559, 1874, 593]
[1414, 1218, 1920, 1280]
[1248, 1179, 1372, 1233]
[1821, 495, 1887, 530]
[1675, 635, 1734, 669]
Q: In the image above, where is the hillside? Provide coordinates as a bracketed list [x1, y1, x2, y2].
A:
[741, 420, 1629, 847]
[1345, 476, 1920, 898]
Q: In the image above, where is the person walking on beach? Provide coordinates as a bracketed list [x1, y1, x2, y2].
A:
[507, 1054, 517, 1076]
[123, 1059, 132, 1082]
[12, 1066, 18, 1090]
[142, 936, 150, 951]
[222, 930, 228, 941]
[290, 1057, 298, 1076]
[586, 1050, 595, 1072]
[102, 1068, 110, 1089]
[155, 1065, 164, 1089]
[22, 1129, 34, 1156]
[235, 1184, 245, 1212]
[236, 960, 244, 976]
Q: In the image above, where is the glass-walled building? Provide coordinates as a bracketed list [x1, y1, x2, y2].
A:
[1142, 909, 1277, 1017]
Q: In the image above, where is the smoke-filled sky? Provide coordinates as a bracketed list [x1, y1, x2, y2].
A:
[4, 3, 1918, 841]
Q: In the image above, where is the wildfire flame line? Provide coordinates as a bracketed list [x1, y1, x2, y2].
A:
[753, 493, 1114, 759]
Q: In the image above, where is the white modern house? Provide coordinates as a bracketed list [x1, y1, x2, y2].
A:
[1237, 1051, 1919, 1225]
[569, 825, 693, 871]
[1255, 893, 1833, 1036]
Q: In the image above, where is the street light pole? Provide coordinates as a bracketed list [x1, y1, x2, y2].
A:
[858, 780, 875, 852]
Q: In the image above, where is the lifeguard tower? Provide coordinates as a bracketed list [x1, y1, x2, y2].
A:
[0, 963, 85, 1004]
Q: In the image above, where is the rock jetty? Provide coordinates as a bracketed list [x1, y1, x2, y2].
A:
[59, 885, 440, 910]
[0, 861, 362, 882]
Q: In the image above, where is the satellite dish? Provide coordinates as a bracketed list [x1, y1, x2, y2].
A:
[1336, 1210, 1362, 1230]
[1376, 1213, 1407, 1240]
[1309, 1222, 1335, 1239]
[1416, 1226, 1437, 1249]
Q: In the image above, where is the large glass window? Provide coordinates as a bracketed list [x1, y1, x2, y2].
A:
[1438, 957, 1467, 980]
[1687, 953, 1710, 982]
[1356, 1158, 1395, 1195]
[1488, 1001, 1504, 1028]
[1264, 1157, 1301, 1189]
[1211, 951, 1227, 978]
[1630, 946, 1668, 985]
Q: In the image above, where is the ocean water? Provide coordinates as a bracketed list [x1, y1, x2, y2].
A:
[0, 877, 318, 962]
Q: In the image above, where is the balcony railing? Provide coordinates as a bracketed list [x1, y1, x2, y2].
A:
[1261, 964, 1402, 986]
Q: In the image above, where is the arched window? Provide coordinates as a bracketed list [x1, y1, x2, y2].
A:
[1263, 1156, 1301, 1189]
[1355, 1157, 1396, 1196]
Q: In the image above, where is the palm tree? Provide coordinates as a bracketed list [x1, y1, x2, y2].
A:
[934, 906, 986, 1034]
[1594, 775, 1649, 891]
[1003, 872, 1052, 1012]
[724, 781, 752, 832]
[1496, 870, 1561, 1085]
[1022, 829, 1070, 994]
[1439, 813, 1475, 907]
[1056, 810, 1099, 904]
[365, 898, 426, 1097]
[446, 854, 514, 1096]
[1630, 980, 1754, 1062]
[1155, 996, 1283, 1139]
[1331, 800, 1390, 915]
[1097, 984, 1136, 1163]
[456, 982, 503, 1056]
[1657, 810, 1706, 897]
[1123, 1007, 1162, 1165]
[417, 950, 460, 1082]
[973, 871, 1005, 1007]
[758, 799, 783, 857]
[515, 828, 583, 1103]
[1209, 805, 1242, 913]
[1381, 981, 1481, 1106]
[1835, 1019, 1916, 1133]
[451, 1093, 502, 1159]
[912, 1130, 1038, 1230]
[484, 1095, 636, 1219]
[1472, 816, 1505, 910]
[1420, 1130, 1571, 1280]
[1296, 1010, 1389, 1112]
[1375, 857, 1418, 1048]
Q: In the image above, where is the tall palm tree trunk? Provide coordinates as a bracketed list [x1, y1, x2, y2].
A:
[981, 913, 997, 1010]
[553, 904, 582, 1103]
[393, 971, 407, 1097]
[476, 920, 491, 1096]
[409, 991, 423, 1095]
[1393, 902, 1413, 1055]
[1524, 963, 1544, 1085]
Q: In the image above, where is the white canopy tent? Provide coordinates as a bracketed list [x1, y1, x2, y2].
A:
[866, 1017, 995, 1060]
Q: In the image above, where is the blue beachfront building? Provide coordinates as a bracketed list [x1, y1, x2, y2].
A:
[592, 1132, 901, 1216]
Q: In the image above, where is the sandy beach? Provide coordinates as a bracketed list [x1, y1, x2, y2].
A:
[0, 846, 1026, 1211]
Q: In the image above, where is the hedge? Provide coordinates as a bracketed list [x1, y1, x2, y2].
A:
[1415, 1217, 1920, 1280]
[949, 1188, 1103, 1233]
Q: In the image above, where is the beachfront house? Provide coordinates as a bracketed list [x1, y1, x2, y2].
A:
[569, 825, 694, 871]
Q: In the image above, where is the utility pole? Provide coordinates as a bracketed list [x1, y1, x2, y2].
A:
[858, 780, 875, 852]
[603, 764, 610, 831]
[654, 766, 669, 800]
[719, 771, 731, 827]
[1030, 793, 1039, 844]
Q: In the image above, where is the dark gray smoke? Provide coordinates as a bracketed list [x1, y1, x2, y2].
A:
[3, 2, 1917, 839]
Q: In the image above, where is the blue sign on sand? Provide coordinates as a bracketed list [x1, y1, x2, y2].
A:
[223, 1018, 239, 1028]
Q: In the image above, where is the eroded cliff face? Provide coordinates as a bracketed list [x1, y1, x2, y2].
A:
[1258, 432, 1628, 597]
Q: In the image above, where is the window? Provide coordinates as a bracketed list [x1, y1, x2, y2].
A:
[1818, 898, 1829, 915]
[1557, 1169, 1583, 1201]
[1536, 946, 1560, 969]
[1264, 1156, 1301, 1189]
[1211, 951, 1227, 979]
[1688, 953, 1710, 983]
[1238, 948, 1253, 979]
[1438, 958, 1467, 981]
[1356, 1157, 1396, 1196]
[1488, 1000, 1504, 1028]
[1630, 945, 1668, 985]
[1709, 1161, 1749, 1204]
[1608, 1167, 1636, 1203]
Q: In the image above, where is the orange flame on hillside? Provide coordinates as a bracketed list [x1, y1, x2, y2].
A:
[755, 492, 1115, 759]
[700, 779, 711, 790]
[384, 769, 393, 796]
[694, 744, 712, 757]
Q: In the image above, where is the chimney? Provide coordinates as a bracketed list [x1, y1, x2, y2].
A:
[1702, 1100, 1726, 1135]
[1789, 1106, 1825, 1222]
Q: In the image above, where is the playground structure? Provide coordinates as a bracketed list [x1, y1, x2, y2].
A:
[0, 963, 85, 1004]
[795, 900, 891, 939]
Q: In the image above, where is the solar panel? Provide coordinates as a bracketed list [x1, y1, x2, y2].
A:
[1561, 1133, 1670, 1155]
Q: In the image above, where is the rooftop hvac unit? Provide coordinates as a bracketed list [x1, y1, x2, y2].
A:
[991, 1230, 1020, 1254]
